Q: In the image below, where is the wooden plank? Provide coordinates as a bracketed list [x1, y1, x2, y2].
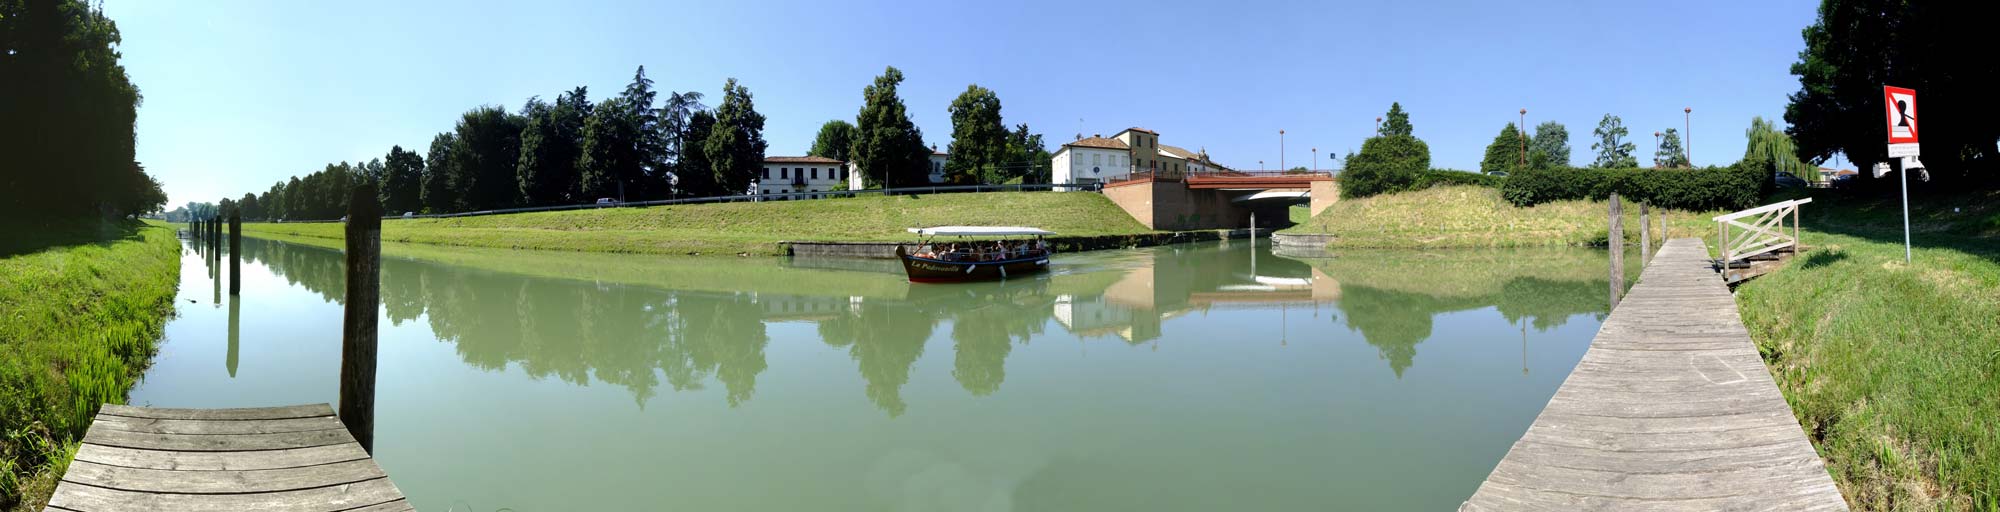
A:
[1460, 238, 1848, 511]
[61, 459, 385, 494]
[73, 443, 371, 471]
[47, 477, 405, 512]
[83, 427, 354, 452]
[98, 404, 333, 421]
[344, 500, 417, 512]
[90, 414, 346, 435]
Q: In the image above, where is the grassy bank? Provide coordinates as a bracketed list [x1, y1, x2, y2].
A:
[245, 192, 1154, 256]
[0, 220, 181, 510]
[1280, 185, 1715, 248]
[1734, 189, 2000, 510]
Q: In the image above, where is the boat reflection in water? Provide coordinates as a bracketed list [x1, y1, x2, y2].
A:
[135, 236, 1637, 511]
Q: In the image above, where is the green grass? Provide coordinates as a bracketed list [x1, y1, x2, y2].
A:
[1734, 188, 2000, 511]
[0, 219, 180, 511]
[1280, 185, 1718, 248]
[244, 192, 1154, 256]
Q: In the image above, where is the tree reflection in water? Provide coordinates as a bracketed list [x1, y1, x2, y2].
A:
[236, 237, 1625, 414]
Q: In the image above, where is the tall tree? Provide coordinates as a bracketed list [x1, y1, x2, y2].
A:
[1529, 121, 1570, 168]
[1590, 114, 1638, 167]
[809, 120, 858, 161]
[380, 145, 425, 214]
[702, 78, 768, 196]
[944, 84, 1008, 184]
[448, 106, 527, 211]
[1378, 102, 1414, 137]
[1744, 116, 1811, 179]
[1003, 124, 1051, 184]
[1480, 123, 1526, 175]
[422, 133, 459, 213]
[237, 193, 261, 220]
[659, 90, 706, 190]
[1656, 128, 1689, 168]
[0, 0, 161, 218]
[517, 87, 591, 206]
[1784, 0, 1997, 184]
[620, 66, 665, 187]
[850, 66, 931, 189]
[675, 110, 718, 196]
[578, 99, 642, 201]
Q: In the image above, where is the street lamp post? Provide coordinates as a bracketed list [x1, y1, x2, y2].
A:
[1279, 130, 1286, 171]
[1684, 107, 1692, 166]
[1654, 131, 1662, 168]
[1259, 160, 1265, 172]
[1519, 109, 1527, 168]
[1375, 117, 1382, 135]
[1312, 147, 1319, 172]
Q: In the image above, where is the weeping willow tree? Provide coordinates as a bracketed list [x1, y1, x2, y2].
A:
[1744, 117, 1814, 181]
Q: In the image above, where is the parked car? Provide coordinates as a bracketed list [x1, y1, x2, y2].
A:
[1775, 171, 1807, 188]
[402, 212, 414, 218]
[595, 198, 618, 207]
[1488, 171, 1509, 177]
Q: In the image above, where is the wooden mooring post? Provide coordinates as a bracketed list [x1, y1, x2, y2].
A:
[340, 185, 382, 453]
[1608, 193, 1624, 309]
[1639, 203, 1652, 262]
[229, 210, 241, 295]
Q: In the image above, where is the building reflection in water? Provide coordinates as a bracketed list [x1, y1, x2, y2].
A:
[235, 237, 1621, 415]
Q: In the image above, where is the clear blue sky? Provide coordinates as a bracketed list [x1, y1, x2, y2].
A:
[103, 0, 1821, 208]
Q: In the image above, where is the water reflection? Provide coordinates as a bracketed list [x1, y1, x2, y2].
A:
[229, 237, 1626, 415]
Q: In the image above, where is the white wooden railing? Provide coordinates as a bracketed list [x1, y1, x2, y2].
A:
[1712, 198, 1812, 266]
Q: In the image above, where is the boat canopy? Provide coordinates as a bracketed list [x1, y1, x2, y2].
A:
[906, 226, 1056, 237]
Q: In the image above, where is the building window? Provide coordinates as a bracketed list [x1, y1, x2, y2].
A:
[762, 168, 770, 179]
[811, 168, 819, 179]
[780, 168, 788, 179]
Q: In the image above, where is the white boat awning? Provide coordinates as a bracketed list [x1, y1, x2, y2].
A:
[907, 226, 1056, 237]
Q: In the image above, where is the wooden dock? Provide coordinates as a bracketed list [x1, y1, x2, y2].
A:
[46, 403, 409, 512]
[1461, 238, 1848, 511]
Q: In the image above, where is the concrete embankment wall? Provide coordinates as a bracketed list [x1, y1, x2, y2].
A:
[1270, 232, 1337, 249]
[785, 229, 1262, 259]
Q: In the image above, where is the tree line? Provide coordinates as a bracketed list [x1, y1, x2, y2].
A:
[1, 0, 167, 220]
[233, 66, 1051, 221]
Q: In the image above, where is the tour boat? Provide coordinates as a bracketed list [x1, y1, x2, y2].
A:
[896, 226, 1055, 283]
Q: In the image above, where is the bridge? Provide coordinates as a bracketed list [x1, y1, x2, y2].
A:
[1101, 170, 1338, 230]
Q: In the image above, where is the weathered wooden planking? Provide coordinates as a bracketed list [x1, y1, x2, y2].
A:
[1461, 238, 1848, 511]
[61, 459, 385, 494]
[82, 426, 354, 452]
[73, 443, 370, 471]
[46, 477, 405, 512]
[97, 403, 333, 421]
[90, 413, 345, 435]
[49, 404, 406, 512]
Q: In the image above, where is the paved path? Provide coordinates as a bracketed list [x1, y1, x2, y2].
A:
[46, 403, 409, 512]
[1461, 238, 1847, 511]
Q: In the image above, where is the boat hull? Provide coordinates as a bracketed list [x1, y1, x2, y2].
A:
[897, 247, 1050, 283]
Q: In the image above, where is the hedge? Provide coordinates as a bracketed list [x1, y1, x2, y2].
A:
[1414, 169, 1503, 189]
[1499, 164, 1768, 211]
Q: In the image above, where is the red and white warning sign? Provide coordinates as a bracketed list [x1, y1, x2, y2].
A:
[1884, 85, 1918, 144]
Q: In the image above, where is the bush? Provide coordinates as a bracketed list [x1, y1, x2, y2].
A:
[1413, 169, 1502, 189]
[1341, 135, 1430, 199]
[1500, 165, 1763, 211]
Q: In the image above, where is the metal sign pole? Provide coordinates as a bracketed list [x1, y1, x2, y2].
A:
[1901, 162, 1912, 263]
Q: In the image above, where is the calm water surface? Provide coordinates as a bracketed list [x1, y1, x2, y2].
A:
[134, 237, 1636, 511]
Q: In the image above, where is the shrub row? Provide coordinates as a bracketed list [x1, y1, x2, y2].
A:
[1499, 164, 1768, 211]
[1413, 169, 1503, 189]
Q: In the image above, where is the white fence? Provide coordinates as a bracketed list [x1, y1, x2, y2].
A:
[1712, 198, 1812, 266]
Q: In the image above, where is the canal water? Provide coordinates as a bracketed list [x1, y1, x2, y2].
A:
[135, 237, 1637, 511]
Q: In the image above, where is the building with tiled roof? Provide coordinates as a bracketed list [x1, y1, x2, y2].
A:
[1052, 127, 1226, 186]
[755, 156, 850, 199]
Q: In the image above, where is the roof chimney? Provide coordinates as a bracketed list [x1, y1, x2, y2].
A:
[1094, 133, 1102, 138]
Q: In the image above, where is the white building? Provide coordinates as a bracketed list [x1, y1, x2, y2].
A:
[1051, 127, 1226, 188]
[842, 147, 952, 190]
[756, 156, 848, 199]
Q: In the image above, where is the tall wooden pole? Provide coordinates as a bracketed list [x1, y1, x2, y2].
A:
[229, 211, 241, 295]
[1608, 193, 1625, 309]
[1639, 203, 1652, 262]
[340, 185, 382, 454]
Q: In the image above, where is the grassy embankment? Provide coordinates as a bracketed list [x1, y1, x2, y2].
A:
[1733, 188, 1999, 510]
[1280, 185, 1716, 248]
[244, 192, 1155, 256]
[0, 220, 180, 511]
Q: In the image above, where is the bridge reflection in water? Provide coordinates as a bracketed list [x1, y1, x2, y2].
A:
[199, 237, 1631, 414]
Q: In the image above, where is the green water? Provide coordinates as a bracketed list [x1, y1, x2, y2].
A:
[134, 237, 1636, 511]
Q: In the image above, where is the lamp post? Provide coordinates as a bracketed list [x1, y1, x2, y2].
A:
[1312, 147, 1319, 172]
[1684, 107, 1692, 166]
[1279, 129, 1286, 172]
[1518, 109, 1527, 168]
[1654, 131, 1662, 168]
[1259, 160, 1265, 172]
[1375, 116, 1382, 135]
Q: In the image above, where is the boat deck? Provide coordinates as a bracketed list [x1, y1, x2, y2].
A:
[45, 403, 409, 512]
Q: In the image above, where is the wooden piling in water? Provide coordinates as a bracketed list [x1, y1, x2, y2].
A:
[1608, 193, 1624, 309]
[340, 185, 382, 454]
[229, 211, 241, 295]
